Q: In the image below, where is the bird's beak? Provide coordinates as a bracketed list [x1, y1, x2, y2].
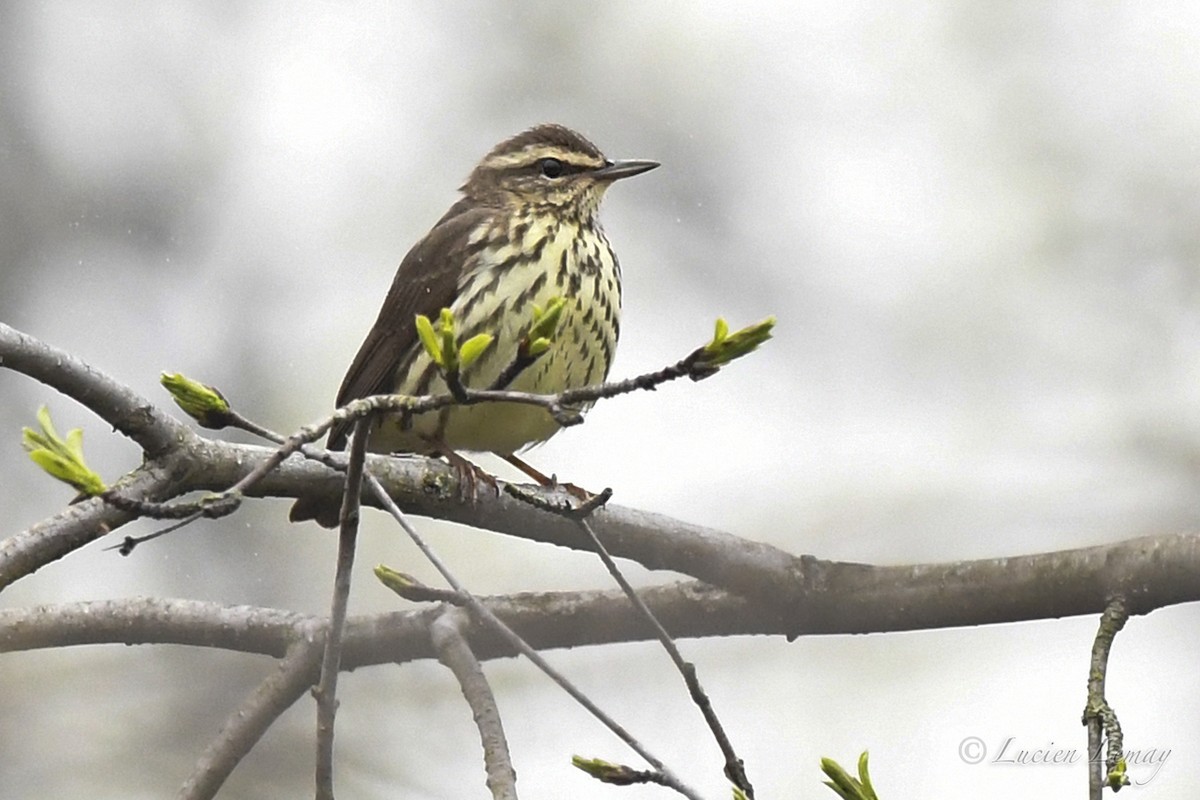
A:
[593, 159, 660, 181]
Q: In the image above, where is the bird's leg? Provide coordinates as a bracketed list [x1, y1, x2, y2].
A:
[501, 453, 593, 502]
[423, 438, 501, 499]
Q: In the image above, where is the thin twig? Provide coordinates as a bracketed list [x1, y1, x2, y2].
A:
[571, 515, 753, 797]
[99, 490, 240, 520]
[314, 417, 370, 800]
[366, 475, 704, 800]
[504, 479, 751, 791]
[0, 460, 180, 589]
[106, 514, 203, 554]
[174, 337, 725, 515]
[503, 483, 613, 518]
[64, 331, 733, 527]
[374, 571, 467, 605]
[1083, 594, 1130, 799]
[430, 607, 519, 800]
[109, 394, 425, 530]
[488, 350, 539, 393]
[178, 636, 323, 800]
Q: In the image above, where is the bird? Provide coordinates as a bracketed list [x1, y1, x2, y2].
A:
[290, 124, 659, 527]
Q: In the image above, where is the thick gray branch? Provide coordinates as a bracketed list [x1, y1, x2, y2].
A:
[0, 321, 192, 457]
[6, 322, 1200, 636]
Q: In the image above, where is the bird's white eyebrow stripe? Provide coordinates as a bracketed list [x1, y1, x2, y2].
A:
[481, 147, 604, 171]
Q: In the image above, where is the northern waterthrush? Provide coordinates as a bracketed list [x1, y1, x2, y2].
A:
[290, 124, 658, 526]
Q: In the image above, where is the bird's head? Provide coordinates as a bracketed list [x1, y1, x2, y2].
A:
[462, 123, 658, 220]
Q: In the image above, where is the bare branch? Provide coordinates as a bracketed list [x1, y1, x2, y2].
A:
[571, 514, 753, 797]
[179, 637, 324, 800]
[431, 608, 519, 800]
[0, 598, 311, 655]
[0, 460, 180, 590]
[0, 321, 191, 457]
[12, 423, 1200, 632]
[0, 587, 760, 663]
[1083, 595, 1131, 798]
[11, 322, 1200, 636]
[314, 418, 371, 800]
[7, 530, 1200, 661]
[366, 476, 696, 792]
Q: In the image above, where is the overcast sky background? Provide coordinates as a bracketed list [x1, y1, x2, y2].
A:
[2, 2, 1199, 797]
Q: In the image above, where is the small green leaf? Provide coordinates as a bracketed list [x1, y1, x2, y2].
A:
[571, 756, 640, 785]
[415, 314, 443, 366]
[819, 752, 879, 800]
[27, 450, 68, 479]
[525, 337, 551, 357]
[437, 308, 459, 371]
[21, 406, 107, 495]
[458, 333, 494, 370]
[529, 296, 566, 342]
[374, 564, 414, 594]
[160, 372, 231, 429]
[694, 316, 776, 376]
[1107, 757, 1130, 790]
[514, 297, 566, 361]
[857, 750, 874, 792]
[820, 757, 858, 799]
[713, 316, 729, 343]
[65, 427, 87, 461]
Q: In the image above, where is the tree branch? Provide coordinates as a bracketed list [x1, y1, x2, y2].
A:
[9, 414, 1200, 628]
[367, 475, 697, 794]
[569, 513, 753, 796]
[179, 636, 324, 800]
[1, 531, 1194, 664]
[430, 607, 519, 800]
[314, 418, 370, 800]
[0, 321, 192, 457]
[1083, 595, 1130, 798]
[10, 321, 1196, 636]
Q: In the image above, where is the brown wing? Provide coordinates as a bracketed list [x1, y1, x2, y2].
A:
[326, 200, 494, 450]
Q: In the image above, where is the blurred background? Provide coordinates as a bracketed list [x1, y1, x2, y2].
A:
[2, 2, 1198, 797]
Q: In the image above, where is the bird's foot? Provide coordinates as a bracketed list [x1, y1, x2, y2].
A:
[501, 453, 599, 503]
[437, 448, 500, 501]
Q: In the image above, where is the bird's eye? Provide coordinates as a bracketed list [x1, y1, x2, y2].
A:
[538, 158, 564, 178]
